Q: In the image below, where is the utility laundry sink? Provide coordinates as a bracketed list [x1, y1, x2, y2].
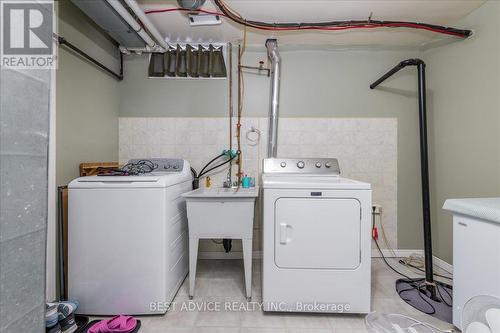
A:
[182, 187, 259, 299]
[182, 187, 259, 300]
[183, 187, 258, 198]
[182, 187, 259, 237]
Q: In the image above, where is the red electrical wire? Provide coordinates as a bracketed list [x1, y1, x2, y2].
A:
[144, 7, 470, 38]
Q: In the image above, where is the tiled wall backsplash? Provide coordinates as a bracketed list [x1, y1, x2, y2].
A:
[119, 117, 397, 252]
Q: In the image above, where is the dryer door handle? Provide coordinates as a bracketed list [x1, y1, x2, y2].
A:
[280, 223, 288, 244]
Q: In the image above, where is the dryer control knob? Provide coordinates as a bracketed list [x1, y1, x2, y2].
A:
[280, 161, 286, 168]
[297, 161, 305, 169]
[325, 162, 331, 168]
[315, 162, 322, 168]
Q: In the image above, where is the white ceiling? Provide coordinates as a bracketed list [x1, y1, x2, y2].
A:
[138, 0, 485, 48]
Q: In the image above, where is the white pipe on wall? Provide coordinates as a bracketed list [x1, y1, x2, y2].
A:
[123, 0, 169, 51]
[105, 0, 160, 50]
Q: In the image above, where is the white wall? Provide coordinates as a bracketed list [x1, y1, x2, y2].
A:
[424, 1, 500, 262]
[119, 117, 397, 252]
[119, 49, 426, 252]
[57, 1, 499, 261]
[56, 1, 121, 186]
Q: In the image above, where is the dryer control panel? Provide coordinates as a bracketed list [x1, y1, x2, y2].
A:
[263, 158, 340, 175]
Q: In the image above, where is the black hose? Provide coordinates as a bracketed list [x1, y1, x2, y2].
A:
[190, 167, 199, 189]
[199, 153, 225, 176]
[198, 155, 237, 178]
[190, 167, 198, 178]
[190, 152, 238, 189]
[374, 238, 414, 280]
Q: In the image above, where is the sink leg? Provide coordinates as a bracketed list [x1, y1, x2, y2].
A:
[189, 237, 199, 299]
[242, 238, 253, 299]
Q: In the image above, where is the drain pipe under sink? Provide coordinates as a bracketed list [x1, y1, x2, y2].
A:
[265, 39, 281, 158]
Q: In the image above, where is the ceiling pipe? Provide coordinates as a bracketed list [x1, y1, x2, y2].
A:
[123, 0, 169, 51]
[265, 39, 281, 158]
[119, 46, 164, 54]
[105, 0, 160, 51]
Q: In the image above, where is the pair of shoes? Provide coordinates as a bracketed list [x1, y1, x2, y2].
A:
[47, 323, 62, 333]
[46, 300, 79, 332]
[57, 300, 79, 321]
[59, 313, 78, 333]
[46, 304, 58, 328]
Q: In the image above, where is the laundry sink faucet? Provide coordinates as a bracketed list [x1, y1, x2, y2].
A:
[223, 169, 232, 188]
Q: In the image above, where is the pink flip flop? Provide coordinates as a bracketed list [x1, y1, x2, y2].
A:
[88, 315, 137, 333]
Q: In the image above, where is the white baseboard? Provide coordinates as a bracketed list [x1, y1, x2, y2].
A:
[371, 249, 424, 259]
[371, 249, 453, 274]
[432, 256, 453, 274]
[198, 249, 453, 274]
[199, 250, 419, 260]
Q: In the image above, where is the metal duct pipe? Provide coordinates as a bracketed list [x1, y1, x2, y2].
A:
[105, 0, 159, 50]
[123, 0, 169, 51]
[265, 39, 281, 158]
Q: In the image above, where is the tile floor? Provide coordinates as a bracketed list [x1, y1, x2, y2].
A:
[136, 259, 454, 333]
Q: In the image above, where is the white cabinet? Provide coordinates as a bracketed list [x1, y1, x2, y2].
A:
[443, 198, 500, 329]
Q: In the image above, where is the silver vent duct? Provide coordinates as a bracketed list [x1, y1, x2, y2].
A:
[177, 0, 206, 10]
[266, 39, 281, 158]
[70, 0, 147, 48]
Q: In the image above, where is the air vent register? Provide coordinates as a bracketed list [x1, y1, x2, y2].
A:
[148, 44, 227, 79]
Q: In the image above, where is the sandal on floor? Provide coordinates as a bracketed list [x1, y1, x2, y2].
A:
[87, 316, 139, 333]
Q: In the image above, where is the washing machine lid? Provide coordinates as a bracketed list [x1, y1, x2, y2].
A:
[69, 172, 191, 189]
[262, 174, 370, 190]
[69, 158, 193, 189]
[69, 175, 159, 188]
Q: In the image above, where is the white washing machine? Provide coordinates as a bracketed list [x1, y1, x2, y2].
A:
[68, 159, 192, 315]
[262, 158, 372, 313]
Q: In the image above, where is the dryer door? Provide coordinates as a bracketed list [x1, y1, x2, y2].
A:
[274, 197, 361, 270]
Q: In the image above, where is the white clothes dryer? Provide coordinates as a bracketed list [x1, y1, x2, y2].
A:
[262, 158, 372, 314]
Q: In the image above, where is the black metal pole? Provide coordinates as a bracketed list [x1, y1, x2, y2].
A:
[370, 58, 435, 285]
[370, 59, 417, 89]
[416, 62, 435, 288]
[119, 51, 124, 78]
[370, 63, 404, 89]
[57, 35, 124, 81]
[57, 186, 66, 300]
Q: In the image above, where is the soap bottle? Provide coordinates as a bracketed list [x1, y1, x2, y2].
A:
[242, 174, 250, 188]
